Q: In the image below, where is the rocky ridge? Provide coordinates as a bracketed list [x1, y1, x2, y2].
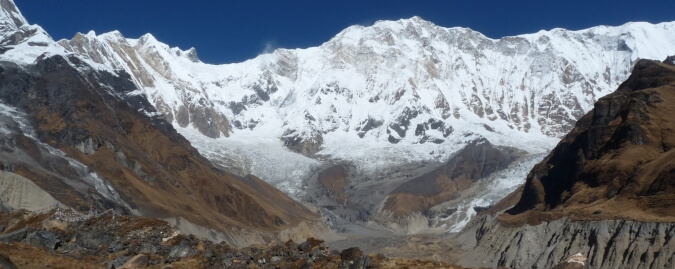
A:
[59, 16, 675, 145]
[507, 59, 675, 224]
[459, 215, 674, 268]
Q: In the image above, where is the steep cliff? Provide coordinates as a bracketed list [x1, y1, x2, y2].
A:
[506, 59, 675, 224]
[459, 215, 675, 268]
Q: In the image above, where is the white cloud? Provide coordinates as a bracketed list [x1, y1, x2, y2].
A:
[260, 40, 277, 55]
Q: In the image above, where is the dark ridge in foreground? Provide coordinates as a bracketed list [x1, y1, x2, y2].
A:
[458, 58, 675, 269]
[504, 58, 675, 225]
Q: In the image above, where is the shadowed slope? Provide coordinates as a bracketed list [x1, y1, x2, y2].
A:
[502, 59, 675, 224]
[0, 52, 318, 234]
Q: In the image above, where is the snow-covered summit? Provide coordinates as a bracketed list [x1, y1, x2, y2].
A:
[0, 0, 72, 66]
[54, 17, 675, 172]
[0, 0, 27, 32]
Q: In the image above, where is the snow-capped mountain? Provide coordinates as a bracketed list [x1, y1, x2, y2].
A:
[59, 17, 675, 144]
[53, 16, 675, 233]
[10, 2, 674, 233]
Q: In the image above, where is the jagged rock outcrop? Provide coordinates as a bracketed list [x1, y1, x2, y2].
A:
[458, 215, 674, 269]
[458, 58, 675, 268]
[58, 32, 231, 139]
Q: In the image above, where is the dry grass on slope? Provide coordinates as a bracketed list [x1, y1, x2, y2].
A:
[501, 60, 675, 225]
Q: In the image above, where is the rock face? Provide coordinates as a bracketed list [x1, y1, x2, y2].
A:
[0, 0, 322, 245]
[0, 171, 60, 211]
[459, 215, 675, 269]
[458, 58, 675, 268]
[57, 31, 232, 139]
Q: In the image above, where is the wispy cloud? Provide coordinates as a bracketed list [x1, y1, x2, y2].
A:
[260, 40, 277, 55]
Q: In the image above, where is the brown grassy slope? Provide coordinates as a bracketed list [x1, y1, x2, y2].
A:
[317, 165, 350, 206]
[501, 59, 675, 225]
[0, 243, 102, 269]
[1, 55, 317, 232]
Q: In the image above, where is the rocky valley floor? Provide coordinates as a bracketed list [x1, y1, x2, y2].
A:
[0, 209, 467, 269]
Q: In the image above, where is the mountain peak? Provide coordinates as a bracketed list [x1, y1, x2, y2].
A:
[139, 33, 157, 43]
[0, 0, 27, 30]
[400, 15, 436, 27]
[409, 15, 425, 21]
[181, 47, 200, 63]
[372, 16, 431, 27]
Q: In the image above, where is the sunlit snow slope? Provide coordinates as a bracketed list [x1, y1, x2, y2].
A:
[55, 17, 675, 232]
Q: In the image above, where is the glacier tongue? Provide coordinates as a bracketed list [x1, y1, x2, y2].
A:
[177, 126, 321, 200]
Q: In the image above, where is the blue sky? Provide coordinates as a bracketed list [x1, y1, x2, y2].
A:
[18, 0, 675, 64]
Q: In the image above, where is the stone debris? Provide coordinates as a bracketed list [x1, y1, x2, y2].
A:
[0, 210, 393, 268]
[0, 252, 18, 269]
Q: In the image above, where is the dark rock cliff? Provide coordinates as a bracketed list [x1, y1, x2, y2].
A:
[506, 59, 675, 224]
[459, 58, 675, 269]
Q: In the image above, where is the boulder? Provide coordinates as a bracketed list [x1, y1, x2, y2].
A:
[106, 255, 130, 269]
[138, 244, 158, 255]
[168, 245, 196, 259]
[120, 254, 149, 269]
[0, 227, 26, 243]
[25, 230, 61, 250]
[553, 253, 587, 269]
[0, 252, 17, 269]
[340, 247, 362, 262]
